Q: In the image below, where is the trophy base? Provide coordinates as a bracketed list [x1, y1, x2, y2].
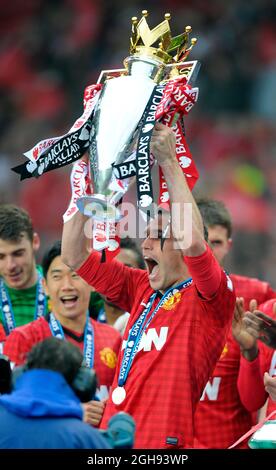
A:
[77, 195, 122, 221]
[248, 421, 276, 449]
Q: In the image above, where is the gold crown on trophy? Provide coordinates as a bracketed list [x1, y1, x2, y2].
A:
[129, 10, 197, 64]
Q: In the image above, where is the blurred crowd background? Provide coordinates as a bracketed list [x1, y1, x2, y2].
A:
[0, 0, 275, 287]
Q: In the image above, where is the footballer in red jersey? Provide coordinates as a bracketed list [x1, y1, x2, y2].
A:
[194, 199, 276, 448]
[4, 241, 121, 427]
[242, 299, 276, 416]
[62, 125, 235, 448]
[4, 316, 120, 399]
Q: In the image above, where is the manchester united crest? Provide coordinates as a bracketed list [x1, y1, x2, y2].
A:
[100, 347, 118, 368]
[162, 291, 182, 311]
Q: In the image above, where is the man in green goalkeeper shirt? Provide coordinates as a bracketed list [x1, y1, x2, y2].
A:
[0, 205, 47, 340]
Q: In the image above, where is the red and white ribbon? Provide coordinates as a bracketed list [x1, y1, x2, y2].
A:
[155, 76, 199, 207]
[23, 84, 102, 165]
[63, 159, 92, 223]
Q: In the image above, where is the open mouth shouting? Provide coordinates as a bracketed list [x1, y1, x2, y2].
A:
[60, 294, 79, 309]
[144, 256, 160, 282]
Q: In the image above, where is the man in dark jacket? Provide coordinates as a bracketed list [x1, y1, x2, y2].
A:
[0, 337, 110, 448]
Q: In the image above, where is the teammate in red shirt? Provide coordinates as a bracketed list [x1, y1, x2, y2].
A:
[62, 124, 235, 449]
[3, 241, 121, 427]
[241, 299, 276, 416]
[194, 199, 276, 448]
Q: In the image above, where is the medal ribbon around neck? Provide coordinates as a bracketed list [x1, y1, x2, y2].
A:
[112, 277, 193, 405]
[49, 311, 94, 368]
[0, 269, 46, 335]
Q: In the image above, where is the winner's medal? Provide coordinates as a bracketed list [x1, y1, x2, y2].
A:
[112, 386, 127, 405]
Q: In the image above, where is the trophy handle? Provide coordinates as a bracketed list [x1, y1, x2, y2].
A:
[96, 61, 201, 87]
[97, 69, 127, 85]
[164, 60, 200, 86]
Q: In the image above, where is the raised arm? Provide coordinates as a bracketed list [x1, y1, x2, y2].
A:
[61, 159, 148, 312]
[61, 157, 91, 270]
[150, 123, 205, 257]
[62, 211, 90, 270]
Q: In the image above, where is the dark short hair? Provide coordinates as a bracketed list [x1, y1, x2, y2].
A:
[42, 240, 62, 277]
[196, 198, 232, 238]
[0, 204, 34, 243]
[26, 337, 83, 385]
[120, 237, 145, 269]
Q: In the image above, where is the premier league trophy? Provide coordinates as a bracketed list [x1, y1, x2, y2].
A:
[77, 10, 200, 221]
[12, 10, 200, 251]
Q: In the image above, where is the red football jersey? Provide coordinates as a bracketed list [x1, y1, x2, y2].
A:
[77, 248, 235, 449]
[194, 276, 276, 448]
[0, 324, 5, 341]
[0, 324, 5, 353]
[231, 274, 276, 310]
[267, 349, 276, 415]
[3, 316, 121, 399]
[258, 299, 276, 416]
